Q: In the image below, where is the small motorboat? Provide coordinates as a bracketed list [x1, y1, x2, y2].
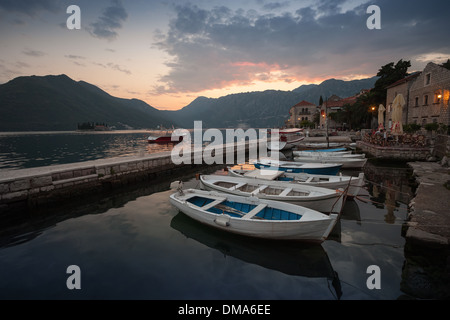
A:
[169, 186, 339, 242]
[199, 175, 347, 214]
[266, 128, 305, 151]
[147, 128, 186, 144]
[253, 158, 342, 175]
[227, 165, 365, 198]
[293, 156, 368, 169]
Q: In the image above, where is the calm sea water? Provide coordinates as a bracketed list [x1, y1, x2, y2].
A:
[0, 132, 416, 300]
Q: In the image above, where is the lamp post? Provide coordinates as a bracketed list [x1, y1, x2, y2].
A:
[370, 105, 376, 129]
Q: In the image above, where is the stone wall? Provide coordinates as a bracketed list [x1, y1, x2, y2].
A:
[433, 134, 450, 159]
[357, 141, 431, 161]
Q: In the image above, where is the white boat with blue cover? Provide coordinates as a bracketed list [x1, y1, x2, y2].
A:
[227, 166, 365, 198]
[169, 187, 339, 242]
[199, 175, 346, 214]
[253, 158, 342, 175]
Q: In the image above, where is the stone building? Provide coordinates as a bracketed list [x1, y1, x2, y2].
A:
[385, 62, 450, 128]
[385, 72, 421, 128]
[407, 62, 450, 126]
[285, 100, 316, 128]
[318, 91, 368, 129]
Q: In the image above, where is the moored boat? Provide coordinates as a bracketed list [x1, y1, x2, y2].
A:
[267, 128, 305, 151]
[169, 187, 339, 242]
[200, 175, 346, 214]
[293, 150, 365, 158]
[227, 166, 365, 198]
[253, 158, 342, 175]
[293, 156, 368, 169]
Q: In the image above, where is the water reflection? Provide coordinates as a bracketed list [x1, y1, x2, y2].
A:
[360, 161, 415, 224]
[171, 212, 343, 299]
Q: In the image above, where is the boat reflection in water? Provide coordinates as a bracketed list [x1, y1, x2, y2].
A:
[170, 212, 343, 299]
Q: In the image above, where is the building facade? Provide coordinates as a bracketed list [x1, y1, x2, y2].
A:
[285, 100, 317, 128]
[407, 62, 450, 126]
[385, 72, 421, 129]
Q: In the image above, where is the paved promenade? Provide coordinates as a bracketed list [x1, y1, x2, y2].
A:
[406, 161, 450, 246]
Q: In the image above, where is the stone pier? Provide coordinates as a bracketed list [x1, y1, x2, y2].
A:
[0, 141, 253, 215]
[401, 161, 450, 299]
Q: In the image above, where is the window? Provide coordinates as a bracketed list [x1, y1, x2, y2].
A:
[425, 73, 431, 85]
[422, 118, 427, 126]
[424, 95, 428, 106]
[434, 91, 442, 104]
[415, 97, 419, 107]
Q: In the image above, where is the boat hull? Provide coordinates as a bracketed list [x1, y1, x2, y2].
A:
[267, 137, 304, 151]
[169, 189, 338, 242]
[293, 157, 368, 169]
[200, 175, 345, 214]
[254, 160, 342, 175]
[227, 168, 365, 198]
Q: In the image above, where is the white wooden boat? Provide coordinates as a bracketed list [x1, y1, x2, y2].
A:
[267, 128, 305, 151]
[169, 187, 339, 242]
[293, 156, 368, 169]
[199, 175, 346, 214]
[293, 150, 364, 158]
[253, 158, 342, 175]
[227, 166, 365, 198]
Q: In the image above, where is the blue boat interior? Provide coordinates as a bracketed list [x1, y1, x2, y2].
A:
[186, 196, 302, 221]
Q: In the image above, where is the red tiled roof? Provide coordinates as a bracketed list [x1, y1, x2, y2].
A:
[292, 100, 315, 108]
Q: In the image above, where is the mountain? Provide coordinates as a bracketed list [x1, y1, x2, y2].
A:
[0, 74, 379, 131]
[292, 77, 379, 102]
[0, 74, 175, 131]
[163, 76, 379, 128]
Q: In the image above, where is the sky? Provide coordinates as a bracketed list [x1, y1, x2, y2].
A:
[1, 0, 449, 110]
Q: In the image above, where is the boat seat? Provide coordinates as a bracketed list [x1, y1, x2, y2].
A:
[230, 182, 247, 191]
[242, 204, 268, 220]
[305, 177, 315, 183]
[278, 188, 293, 197]
[200, 198, 226, 211]
[250, 185, 267, 195]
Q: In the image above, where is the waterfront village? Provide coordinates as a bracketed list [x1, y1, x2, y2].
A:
[0, 61, 449, 300]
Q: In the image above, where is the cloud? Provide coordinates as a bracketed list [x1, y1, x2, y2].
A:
[89, 0, 128, 41]
[93, 61, 131, 75]
[22, 48, 46, 57]
[0, 0, 60, 16]
[153, 0, 450, 94]
[65, 55, 86, 60]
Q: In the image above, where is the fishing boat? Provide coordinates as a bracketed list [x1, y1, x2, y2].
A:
[267, 128, 305, 151]
[293, 151, 365, 159]
[169, 186, 339, 242]
[227, 166, 365, 198]
[253, 158, 342, 175]
[293, 156, 368, 169]
[199, 175, 346, 214]
[294, 150, 352, 156]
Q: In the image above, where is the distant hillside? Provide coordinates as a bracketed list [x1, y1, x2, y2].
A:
[0, 74, 378, 131]
[163, 76, 378, 128]
[292, 77, 379, 103]
[0, 74, 176, 131]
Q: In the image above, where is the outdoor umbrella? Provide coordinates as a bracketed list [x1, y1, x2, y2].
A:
[378, 104, 385, 130]
[391, 94, 405, 135]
